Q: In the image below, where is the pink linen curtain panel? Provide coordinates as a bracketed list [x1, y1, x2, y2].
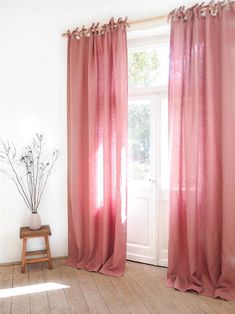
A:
[167, 2, 235, 300]
[65, 18, 128, 277]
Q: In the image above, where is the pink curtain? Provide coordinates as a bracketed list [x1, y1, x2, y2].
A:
[65, 19, 128, 277]
[167, 2, 235, 300]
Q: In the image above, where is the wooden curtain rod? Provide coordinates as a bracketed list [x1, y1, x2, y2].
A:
[62, 1, 235, 36]
[128, 1, 235, 25]
[62, 15, 167, 37]
[129, 15, 167, 26]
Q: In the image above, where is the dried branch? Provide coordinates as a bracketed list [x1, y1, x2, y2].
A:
[0, 140, 32, 210]
[0, 135, 59, 213]
[36, 150, 59, 210]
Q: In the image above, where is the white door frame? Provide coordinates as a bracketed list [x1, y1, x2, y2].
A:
[127, 32, 170, 266]
[127, 89, 168, 266]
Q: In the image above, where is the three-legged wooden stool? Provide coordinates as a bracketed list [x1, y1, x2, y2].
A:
[20, 225, 52, 273]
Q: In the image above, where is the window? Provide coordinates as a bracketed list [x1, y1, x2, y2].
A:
[126, 29, 170, 266]
[128, 32, 169, 189]
[128, 98, 151, 184]
[128, 45, 169, 88]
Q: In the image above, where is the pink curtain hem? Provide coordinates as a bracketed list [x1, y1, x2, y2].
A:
[167, 279, 235, 301]
[64, 258, 125, 278]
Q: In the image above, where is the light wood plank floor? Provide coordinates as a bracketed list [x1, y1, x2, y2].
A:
[0, 259, 235, 313]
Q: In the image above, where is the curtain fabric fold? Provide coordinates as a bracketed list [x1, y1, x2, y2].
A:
[65, 19, 128, 277]
[167, 3, 235, 300]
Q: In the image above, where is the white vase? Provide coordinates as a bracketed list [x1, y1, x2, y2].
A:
[28, 212, 42, 230]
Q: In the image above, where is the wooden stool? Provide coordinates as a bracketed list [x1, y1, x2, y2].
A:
[20, 225, 52, 273]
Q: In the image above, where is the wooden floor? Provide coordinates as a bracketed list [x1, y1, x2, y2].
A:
[0, 260, 235, 314]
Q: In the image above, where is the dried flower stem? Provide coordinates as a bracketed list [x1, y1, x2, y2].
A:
[1, 140, 32, 211]
[0, 134, 59, 213]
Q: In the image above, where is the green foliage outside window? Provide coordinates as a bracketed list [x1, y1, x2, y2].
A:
[128, 102, 150, 181]
[128, 50, 160, 87]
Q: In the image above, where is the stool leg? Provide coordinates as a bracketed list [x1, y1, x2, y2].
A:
[21, 238, 27, 273]
[45, 235, 52, 269]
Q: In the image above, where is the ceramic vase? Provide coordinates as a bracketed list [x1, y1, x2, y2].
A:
[28, 212, 42, 230]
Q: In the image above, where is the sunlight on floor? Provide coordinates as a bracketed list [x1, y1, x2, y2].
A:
[0, 282, 70, 298]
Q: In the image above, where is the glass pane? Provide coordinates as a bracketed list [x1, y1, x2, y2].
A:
[160, 98, 169, 189]
[128, 45, 169, 88]
[128, 99, 151, 186]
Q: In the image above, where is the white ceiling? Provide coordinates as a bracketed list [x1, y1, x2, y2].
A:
[94, 0, 197, 19]
[64, 0, 197, 23]
[1, 0, 197, 27]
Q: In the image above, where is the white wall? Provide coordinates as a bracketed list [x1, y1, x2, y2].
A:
[0, 0, 185, 264]
[0, 1, 72, 263]
[0, 0, 142, 264]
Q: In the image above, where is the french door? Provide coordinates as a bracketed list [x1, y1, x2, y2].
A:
[126, 91, 169, 266]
